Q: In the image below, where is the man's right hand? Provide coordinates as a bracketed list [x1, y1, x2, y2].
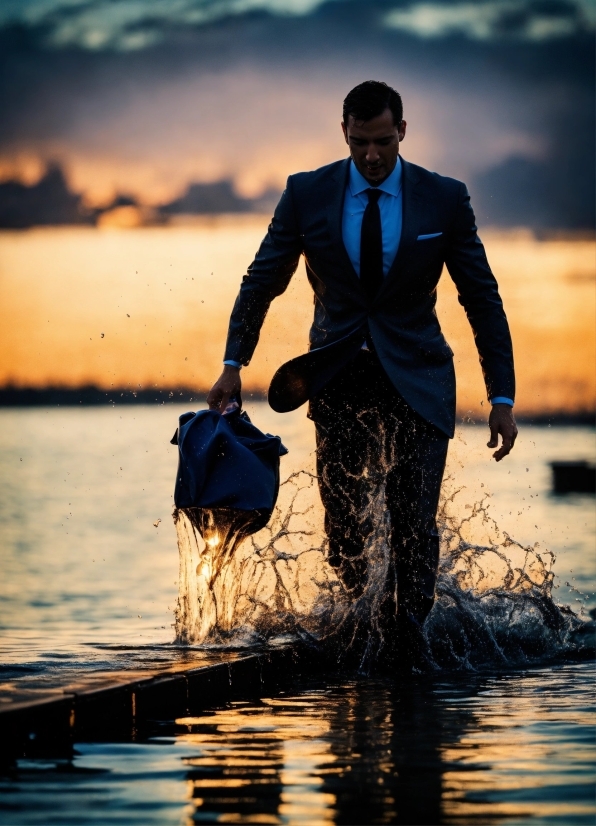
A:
[207, 365, 242, 413]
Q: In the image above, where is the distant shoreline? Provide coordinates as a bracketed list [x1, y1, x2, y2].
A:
[0, 385, 228, 407]
[0, 386, 593, 426]
[0, 224, 593, 240]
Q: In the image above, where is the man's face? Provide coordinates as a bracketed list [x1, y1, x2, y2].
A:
[342, 108, 406, 185]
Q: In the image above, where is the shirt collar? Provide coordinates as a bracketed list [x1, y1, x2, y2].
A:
[348, 156, 402, 198]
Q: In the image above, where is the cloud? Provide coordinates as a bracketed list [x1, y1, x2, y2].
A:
[3, 0, 594, 51]
[0, 56, 553, 205]
[0, 0, 593, 226]
[384, 0, 595, 41]
[0, 0, 334, 50]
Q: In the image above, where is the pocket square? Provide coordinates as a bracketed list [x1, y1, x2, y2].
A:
[417, 232, 443, 240]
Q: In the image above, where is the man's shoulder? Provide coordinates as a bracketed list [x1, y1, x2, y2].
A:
[287, 159, 348, 191]
[404, 159, 465, 197]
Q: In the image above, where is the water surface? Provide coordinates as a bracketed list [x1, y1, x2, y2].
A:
[0, 405, 593, 691]
[1, 665, 594, 825]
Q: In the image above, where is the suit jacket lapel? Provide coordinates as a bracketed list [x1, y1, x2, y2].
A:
[377, 158, 423, 298]
[326, 159, 362, 290]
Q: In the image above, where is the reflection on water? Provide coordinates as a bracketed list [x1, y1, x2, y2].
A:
[1, 665, 594, 825]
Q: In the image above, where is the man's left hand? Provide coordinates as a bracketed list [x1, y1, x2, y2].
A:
[487, 404, 518, 462]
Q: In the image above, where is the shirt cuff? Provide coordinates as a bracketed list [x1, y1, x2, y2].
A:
[223, 360, 242, 369]
[490, 397, 514, 406]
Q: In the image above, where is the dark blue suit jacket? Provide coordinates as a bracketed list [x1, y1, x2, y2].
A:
[224, 157, 515, 437]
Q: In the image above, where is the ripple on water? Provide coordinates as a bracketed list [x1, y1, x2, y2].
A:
[0, 664, 594, 826]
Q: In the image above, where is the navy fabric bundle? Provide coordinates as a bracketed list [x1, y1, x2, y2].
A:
[171, 406, 288, 519]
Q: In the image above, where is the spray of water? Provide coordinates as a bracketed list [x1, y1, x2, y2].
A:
[175, 469, 339, 646]
[174, 456, 594, 670]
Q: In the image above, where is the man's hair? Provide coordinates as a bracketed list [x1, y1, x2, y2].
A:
[343, 80, 403, 126]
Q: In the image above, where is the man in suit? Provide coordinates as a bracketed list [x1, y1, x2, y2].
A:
[207, 80, 517, 658]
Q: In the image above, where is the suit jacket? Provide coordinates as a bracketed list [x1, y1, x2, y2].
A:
[224, 157, 515, 437]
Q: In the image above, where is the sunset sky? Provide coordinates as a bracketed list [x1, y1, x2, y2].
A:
[0, 0, 594, 411]
[0, 0, 594, 227]
[1, 224, 594, 415]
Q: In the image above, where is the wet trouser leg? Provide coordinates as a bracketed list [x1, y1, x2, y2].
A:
[309, 350, 449, 625]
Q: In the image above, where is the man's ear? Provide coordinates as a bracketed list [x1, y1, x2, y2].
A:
[341, 121, 349, 145]
[398, 120, 407, 142]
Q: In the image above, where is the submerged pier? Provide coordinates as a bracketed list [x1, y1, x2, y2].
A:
[0, 646, 311, 761]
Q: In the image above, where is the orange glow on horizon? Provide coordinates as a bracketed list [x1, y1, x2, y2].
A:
[0, 220, 593, 416]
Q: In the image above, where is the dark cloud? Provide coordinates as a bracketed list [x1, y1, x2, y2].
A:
[471, 78, 595, 229]
[0, 0, 593, 227]
[383, 0, 594, 41]
[2, 0, 592, 49]
[0, 163, 91, 227]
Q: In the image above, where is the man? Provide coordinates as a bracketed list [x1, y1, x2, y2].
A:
[207, 80, 517, 659]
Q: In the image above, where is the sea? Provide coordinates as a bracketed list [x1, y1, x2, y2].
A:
[0, 402, 594, 825]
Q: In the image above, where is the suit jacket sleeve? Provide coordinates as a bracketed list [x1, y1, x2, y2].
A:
[444, 183, 515, 403]
[223, 177, 303, 366]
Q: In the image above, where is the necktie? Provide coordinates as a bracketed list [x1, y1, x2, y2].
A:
[360, 188, 383, 299]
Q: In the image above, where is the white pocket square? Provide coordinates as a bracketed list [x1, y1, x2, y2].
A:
[417, 232, 442, 240]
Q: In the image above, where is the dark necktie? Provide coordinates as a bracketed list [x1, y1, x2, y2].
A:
[360, 188, 383, 299]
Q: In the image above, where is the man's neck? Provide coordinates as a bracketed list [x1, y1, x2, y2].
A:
[357, 158, 399, 187]
[350, 157, 402, 193]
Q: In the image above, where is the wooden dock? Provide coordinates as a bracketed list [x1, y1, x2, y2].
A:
[0, 646, 313, 760]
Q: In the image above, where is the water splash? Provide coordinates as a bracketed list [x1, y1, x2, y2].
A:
[174, 470, 340, 647]
[427, 480, 594, 668]
[174, 463, 594, 670]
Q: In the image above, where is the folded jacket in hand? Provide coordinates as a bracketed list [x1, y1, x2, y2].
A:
[171, 407, 288, 513]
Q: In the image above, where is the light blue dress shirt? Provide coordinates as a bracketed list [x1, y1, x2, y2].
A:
[342, 158, 402, 277]
[223, 157, 513, 407]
